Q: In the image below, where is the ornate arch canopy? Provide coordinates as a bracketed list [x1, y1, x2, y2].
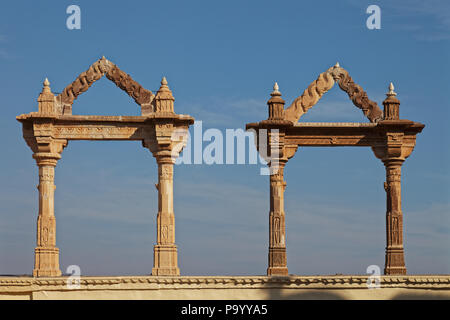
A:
[246, 63, 424, 277]
[17, 57, 194, 277]
[284, 63, 383, 123]
[55, 56, 155, 115]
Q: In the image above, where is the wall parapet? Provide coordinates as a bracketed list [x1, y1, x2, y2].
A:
[0, 275, 449, 300]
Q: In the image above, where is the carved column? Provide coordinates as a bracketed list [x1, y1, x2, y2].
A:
[150, 77, 181, 276]
[383, 159, 406, 275]
[33, 154, 61, 277]
[26, 79, 67, 277]
[152, 155, 179, 276]
[382, 83, 406, 274]
[268, 162, 288, 276]
[265, 83, 289, 275]
[376, 83, 409, 275]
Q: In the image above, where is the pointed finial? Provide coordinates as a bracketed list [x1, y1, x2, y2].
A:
[271, 82, 281, 96]
[334, 62, 340, 68]
[41, 77, 52, 93]
[387, 82, 397, 96]
[38, 77, 55, 112]
[155, 76, 174, 111]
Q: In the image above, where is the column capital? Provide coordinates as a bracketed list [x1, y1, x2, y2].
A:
[29, 138, 67, 166]
[382, 158, 405, 167]
[143, 125, 189, 163]
[154, 151, 177, 165]
[33, 155, 59, 167]
[371, 133, 416, 161]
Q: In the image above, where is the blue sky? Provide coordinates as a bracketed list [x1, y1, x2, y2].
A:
[0, 0, 448, 276]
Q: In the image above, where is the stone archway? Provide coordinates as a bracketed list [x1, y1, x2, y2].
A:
[17, 57, 194, 277]
[246, 63, 425, 276]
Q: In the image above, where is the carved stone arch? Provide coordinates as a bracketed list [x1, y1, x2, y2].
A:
[55, 56, 155, 115]
[284, 64, 383, 123]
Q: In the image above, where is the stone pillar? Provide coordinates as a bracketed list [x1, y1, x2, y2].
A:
[265, 83, 289, 276]
[380, 83, 407, 275]
[383, 160, 406, 275]
[30, 78, 64, 277]
[152, 155, 180, 276]
[268, 163, 288, 276]
[32, 154, 61, 277]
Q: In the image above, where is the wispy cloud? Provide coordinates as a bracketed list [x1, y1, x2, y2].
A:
[394, 1, 450, 42]
[178, 97, 266, 127]
[345, 0, 450, 41]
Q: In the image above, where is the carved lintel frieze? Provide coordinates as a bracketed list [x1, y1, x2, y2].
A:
[53, 125, 142, 140]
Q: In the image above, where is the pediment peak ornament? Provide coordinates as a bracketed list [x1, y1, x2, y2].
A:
[284, 63, 383, 123]
[157, 76, 172, 94]
[271, 82, 281, 96]
[41, 78, 52, 94]
[387, 82, 397, 97]
[56, 56, 154, 115]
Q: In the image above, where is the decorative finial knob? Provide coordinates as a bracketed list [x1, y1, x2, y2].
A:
[271, 82, 281, 96]
[387, 82, 397, 96]
[155, 76, 174, 112]
[41, 77, 52, 94]
[334, 62, 340, 68]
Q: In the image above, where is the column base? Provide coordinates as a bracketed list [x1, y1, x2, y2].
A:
[385, 247, 406, 275]
[33, 247, 61, 277]
[267, 267, 289, 276]
[384, 267, 407, 275]
[267, 247, 288, 276]
[152, 244, 180, 276]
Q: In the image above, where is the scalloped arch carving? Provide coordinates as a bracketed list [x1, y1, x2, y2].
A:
[284, 64, 383, 123]
[56, 57, 154, 115]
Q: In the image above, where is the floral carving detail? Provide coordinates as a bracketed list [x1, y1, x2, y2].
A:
[160, 166, 173, 179]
